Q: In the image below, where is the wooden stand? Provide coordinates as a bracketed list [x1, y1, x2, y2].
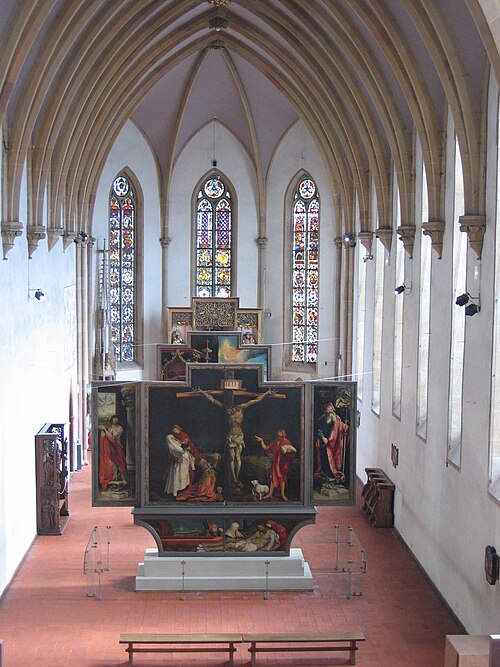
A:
[35, 423, 69, 535]
[444, 635, 490, 667]
[361, 468, 394, 528]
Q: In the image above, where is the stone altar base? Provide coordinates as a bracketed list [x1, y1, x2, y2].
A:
[136, 547, 313, 591]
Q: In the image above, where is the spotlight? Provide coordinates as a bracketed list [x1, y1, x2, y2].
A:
[344, 233, 356, 248]
[29, 288, 45, 301]
[455, 292, 480, 314]
[73, 231, 88, 243]
[465, 303, 480, 317]
[394, 284, 411, 295]
[455, 293, 469, 307]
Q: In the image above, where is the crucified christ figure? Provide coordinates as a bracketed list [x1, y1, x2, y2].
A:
[194, 387, 274, 487]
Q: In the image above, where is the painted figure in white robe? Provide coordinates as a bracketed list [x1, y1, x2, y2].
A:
[164, 424, 203, 497]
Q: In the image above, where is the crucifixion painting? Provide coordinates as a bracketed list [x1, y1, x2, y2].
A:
[147, 366, 303, 504]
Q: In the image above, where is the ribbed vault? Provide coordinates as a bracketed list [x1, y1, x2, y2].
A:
[0, 0, 495, 257]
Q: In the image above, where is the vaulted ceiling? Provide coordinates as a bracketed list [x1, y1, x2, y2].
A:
[0, 0, 498, 250]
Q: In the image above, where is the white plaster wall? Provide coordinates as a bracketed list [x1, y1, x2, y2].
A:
[167, 123, 259, 309]
[355, 106, 500, 632]
[93, 120, 162, 380]
[266, 121, 336, 380]
[0, 158, 76, 597]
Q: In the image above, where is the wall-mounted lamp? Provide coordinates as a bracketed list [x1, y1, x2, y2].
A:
[344, 233, 356, 248]
[455, 292, 480, 316]
[29, 288, 45, 301]
[363, 253, 373, 263]
[394, 284, 411, 295]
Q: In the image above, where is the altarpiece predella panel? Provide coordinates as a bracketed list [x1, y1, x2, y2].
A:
[92, 382, 140, 506]
[310, 382, 357, 505]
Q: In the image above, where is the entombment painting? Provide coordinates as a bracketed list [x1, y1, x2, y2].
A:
[141, 515, 301, 554]
[311, 382, 357, 505]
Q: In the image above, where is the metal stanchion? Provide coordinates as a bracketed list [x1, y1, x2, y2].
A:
[334, 524, 340, 570]
[181, 560, 186, 600]
[96, 560, 103, 601]
[105, 526, 111, 571]
[347, 560, 353, 599]
[264, 560, 270, 600]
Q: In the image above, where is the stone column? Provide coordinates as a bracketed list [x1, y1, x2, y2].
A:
[256, 236, 267, 310]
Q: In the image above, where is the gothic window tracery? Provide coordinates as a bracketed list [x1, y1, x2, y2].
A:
[292, 177, 319, 363]
[109, 174, 136, 362]
[195, 175, 232, 298]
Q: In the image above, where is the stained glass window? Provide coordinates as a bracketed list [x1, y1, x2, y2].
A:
[292, 177, 319, 363]
[195, 175, 232, 297]
[109, 174, 135, 362]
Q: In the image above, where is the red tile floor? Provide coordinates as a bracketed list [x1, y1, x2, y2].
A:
[0, 461, 463, 666]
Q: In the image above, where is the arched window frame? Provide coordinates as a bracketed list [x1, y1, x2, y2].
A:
[286, 173, 320, 368]
[108, 171, 143, 366]
[193, 172, 235, 298]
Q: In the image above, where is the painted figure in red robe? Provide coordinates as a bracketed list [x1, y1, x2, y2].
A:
[99, 415, 127, 491]
[314, 402, 349, 482]
[255, 428, 297, 501]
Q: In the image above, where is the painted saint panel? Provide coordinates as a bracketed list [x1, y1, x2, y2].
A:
[146, 366, 303, 505]
[92, 382, 139, 506]
[311, 382, 357, 505]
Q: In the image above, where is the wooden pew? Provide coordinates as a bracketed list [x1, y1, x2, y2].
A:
[243, 631, 366, 666]
[119, 633, 243, 666]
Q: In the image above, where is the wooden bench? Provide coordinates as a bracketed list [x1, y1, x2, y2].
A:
[242, 632, 366, 666]
[119, 633, 243, 666]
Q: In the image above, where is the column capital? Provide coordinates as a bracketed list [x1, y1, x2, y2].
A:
[375, 227, 392, 254]
[396, 225, 416, 258]
[26, 225, 47, 259]
[357, 231, 373, 254]
[47, 228, 65, 251]
[1, 221, 23, 259]
[459, 214, 486, 260]
[422, 220, 445, 259]
[62, 231, 77, 250]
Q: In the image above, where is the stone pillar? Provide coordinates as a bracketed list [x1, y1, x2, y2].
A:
[256, 236, 267, 310]
[333, 237, 343, 377]
[160, 235, 171, 339]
